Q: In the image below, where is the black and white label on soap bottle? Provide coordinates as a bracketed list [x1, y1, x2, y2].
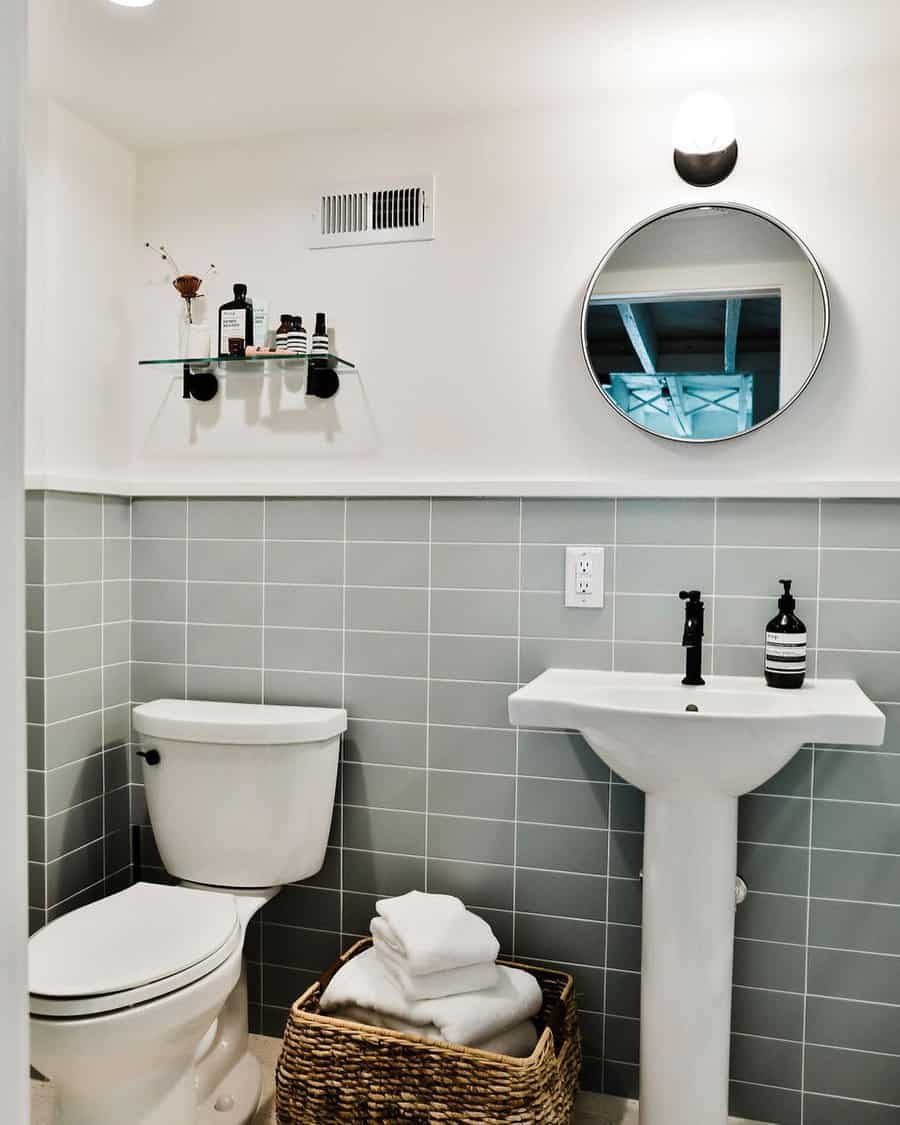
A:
[220, 309, 245, 344]
[765, 632, 807, 674]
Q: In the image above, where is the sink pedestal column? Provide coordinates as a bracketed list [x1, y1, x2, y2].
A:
[639, 792, 738, 1125]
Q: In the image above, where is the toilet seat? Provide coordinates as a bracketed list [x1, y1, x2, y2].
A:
[29, 882, 242, 1018]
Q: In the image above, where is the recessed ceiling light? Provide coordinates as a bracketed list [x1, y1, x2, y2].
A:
[108, 0, 157, 7]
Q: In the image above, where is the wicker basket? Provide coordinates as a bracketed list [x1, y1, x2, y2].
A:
[275, 938, 582, 1124]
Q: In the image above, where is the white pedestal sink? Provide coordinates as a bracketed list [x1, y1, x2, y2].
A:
[508, 670, 885, 1125]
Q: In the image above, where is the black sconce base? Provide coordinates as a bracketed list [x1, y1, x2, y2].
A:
[673, 140, 738, 187]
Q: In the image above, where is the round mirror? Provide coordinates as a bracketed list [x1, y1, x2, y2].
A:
[581, 203, 829, 443]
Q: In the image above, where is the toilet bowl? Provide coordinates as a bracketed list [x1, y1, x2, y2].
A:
[29, 699, 346, 1125]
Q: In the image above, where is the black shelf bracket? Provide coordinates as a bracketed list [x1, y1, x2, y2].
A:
[182, 362, 219, 402]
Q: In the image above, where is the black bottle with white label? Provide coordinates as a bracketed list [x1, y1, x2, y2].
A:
[218, 283, 254, 358]
[765, 579, 807, 689]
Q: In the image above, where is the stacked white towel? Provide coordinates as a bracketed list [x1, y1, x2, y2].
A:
[371, 890, 500, 999]
[319, 892, 543, 1057]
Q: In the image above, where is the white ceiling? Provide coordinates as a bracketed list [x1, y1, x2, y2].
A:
[30, 0, 900, 151]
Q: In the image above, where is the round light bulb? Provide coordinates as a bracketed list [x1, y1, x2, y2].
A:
[672, 93, 735, 156]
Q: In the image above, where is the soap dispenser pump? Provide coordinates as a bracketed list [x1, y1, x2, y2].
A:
[765, 579, 807, 689]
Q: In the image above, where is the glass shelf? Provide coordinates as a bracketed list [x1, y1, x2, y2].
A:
[139, 353, 355, 370]
[139, 352, 354, 402]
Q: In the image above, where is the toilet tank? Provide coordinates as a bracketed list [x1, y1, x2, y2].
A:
[132, 700, 346, 888]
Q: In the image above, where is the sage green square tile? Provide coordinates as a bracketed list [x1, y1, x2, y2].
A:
[346, 630, 427, 678]
[814, 749, 900, 803]
[618, 499, 714, 545]
[188, 539, 262, 583]
[807, 947, 900, 1005]
[264, 584, 342, 629]
[264, 626, 342, 674]
[187, 624, 261, 668]
[717, 499, 819, 548]
[189, 498, 263, 539]
[805, 1043, 899, 1105]
[343, 721, 426, 768]
[345, 586, 426, 633]
[517, 823, 607, 875]
[347, 498, 428, 541]
[426, 858, 513, 911]
[45, 539, 102, 584]
[430, 635, 517, 683]
[734, 891, 807, 945]
[342, 806, 425, 855]
[187, 665, 262, 704]
[427, 814, 514, 865]
[517, 778, 609, 829]
[717, 547, 817, 598]
[429, 680, 512, 728]
[431, 543, 518, 590]
[821, 500, 900, 548]
[342, 850, 425, 896]
[346, 542, 427, 587]
[616, 545, 713, 595]
[430, 589, 517, 636]
[431, 499, 519, 543]
[428, 770, 515, 819]
[342, 762, 425, 812]
[45, 492, 102, 538]
[809, 898, 900, 956]
[428, 726, 515, 774]
[132, 498, 186, 538]
[521, 499, 614, 544]
[529, 633, 605, 681]
[188, 581, 263, 627]
[517, 868, 607, 921]
[518, 730, 609, 782]
[265, 498, 345, 540]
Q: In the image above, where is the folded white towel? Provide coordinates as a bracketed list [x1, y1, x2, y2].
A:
[334, 1005, 539, 1057]
[374, 932, 500, 1000]
[320, 947, 543, 1047]
[373, 891, 500, 975]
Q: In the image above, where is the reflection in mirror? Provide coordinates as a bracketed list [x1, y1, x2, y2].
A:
[582, 205, 828, 442]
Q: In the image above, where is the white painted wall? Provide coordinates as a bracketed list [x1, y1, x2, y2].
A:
[126, 67, 900, 494]
[23, 63, 900, 495]
[26, 98, 135, 488]
[1, 0, 30, 1116]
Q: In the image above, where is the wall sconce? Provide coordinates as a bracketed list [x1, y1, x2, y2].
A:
[672, 92, 738, 187]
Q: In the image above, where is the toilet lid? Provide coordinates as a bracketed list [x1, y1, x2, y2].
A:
[29, 883, 241, 1017]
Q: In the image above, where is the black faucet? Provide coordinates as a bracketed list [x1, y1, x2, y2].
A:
[679, 590, 706, 686]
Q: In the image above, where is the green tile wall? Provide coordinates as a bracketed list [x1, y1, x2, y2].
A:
[26, 493, 900, 1123]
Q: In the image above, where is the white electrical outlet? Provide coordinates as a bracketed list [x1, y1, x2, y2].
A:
[565, 547, 605, 608]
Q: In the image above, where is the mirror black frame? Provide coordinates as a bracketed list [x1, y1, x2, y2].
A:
[580, 202, 831, 444]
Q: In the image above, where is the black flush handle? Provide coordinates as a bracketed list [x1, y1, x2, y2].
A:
[137, 749, 161, 766]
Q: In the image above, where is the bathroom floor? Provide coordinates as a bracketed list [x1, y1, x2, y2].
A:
[30, 1033, 618, 1124]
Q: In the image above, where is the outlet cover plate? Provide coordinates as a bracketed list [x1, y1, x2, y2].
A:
[565, 546, 605, 608]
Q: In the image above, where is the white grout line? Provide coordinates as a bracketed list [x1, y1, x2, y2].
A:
[423, 498, 433, 894]
[511, 499, 523, 958]
[338, 497, 348, 950]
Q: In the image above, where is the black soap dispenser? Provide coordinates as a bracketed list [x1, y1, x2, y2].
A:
[765, 579, 807, 689]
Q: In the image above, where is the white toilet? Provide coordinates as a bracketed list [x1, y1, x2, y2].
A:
[29, 698, 346, 1125]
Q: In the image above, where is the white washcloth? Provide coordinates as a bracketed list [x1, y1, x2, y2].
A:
[320, 948, 543, 1047]
[374, 930, 500, 1000]
[373, 891, 500, 975]
[334, 1005, 539, 1057]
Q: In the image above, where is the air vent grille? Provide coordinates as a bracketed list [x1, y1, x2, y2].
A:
[312, 178, 434, 248]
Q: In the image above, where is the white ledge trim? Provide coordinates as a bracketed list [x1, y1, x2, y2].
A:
[24, 472, 900, 499]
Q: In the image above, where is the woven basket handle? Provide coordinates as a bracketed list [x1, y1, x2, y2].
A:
[545, 997, 567, 1055]
[317, 953, 347, 996]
